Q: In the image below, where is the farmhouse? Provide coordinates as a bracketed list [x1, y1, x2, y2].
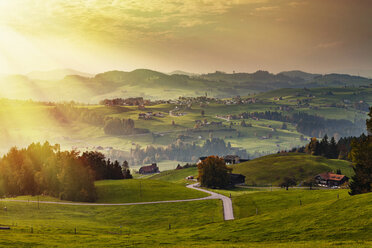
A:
[315, 172, 349, 188]
[139, 163, 159, 174]
[230, 173, 246, 185]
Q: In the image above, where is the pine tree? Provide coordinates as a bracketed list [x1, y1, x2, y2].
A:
[349, 108, 372, 195]
[320, 134, 329, 157]
[328, 137, 338, 159]
[349, 136, 372, 195]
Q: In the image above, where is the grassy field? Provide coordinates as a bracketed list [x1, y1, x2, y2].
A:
[0, 186, 371, 247]
[149, 167, 198, 185]
[95, 179, 207, 203]
[232, 153, 353, 186]
[3, 179, 208, 204]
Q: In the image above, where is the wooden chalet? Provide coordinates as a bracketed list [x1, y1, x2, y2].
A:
[315, 172, 349, 187]
[139, 163, 159, 174]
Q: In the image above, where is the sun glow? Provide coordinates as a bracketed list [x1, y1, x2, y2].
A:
[0, 25, 62, 75]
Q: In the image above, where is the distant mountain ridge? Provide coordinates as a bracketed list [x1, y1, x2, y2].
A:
[27, 68, 94, 81]
[0, 68, 371, 102]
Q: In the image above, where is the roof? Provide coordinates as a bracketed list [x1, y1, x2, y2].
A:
[318, 172, 346, 181]
[224, 155, 240, 160]
[230, 173, 245, 178]
[139, 163, 158, 173]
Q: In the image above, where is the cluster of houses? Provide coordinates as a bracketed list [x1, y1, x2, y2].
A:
[138, 112, 165, 120]
[151, 96, 258, 107]
[194, 119, 223, 127]
[169, 109, 187, 117]
[100, 97, 151, 106]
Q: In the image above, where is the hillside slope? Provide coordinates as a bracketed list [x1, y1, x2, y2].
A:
[232, 153, 353, 186]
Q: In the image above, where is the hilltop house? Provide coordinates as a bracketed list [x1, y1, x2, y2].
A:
[315, 172, 349, 188]
[198, 155, 249, 165]
[139, 163, 159, 174]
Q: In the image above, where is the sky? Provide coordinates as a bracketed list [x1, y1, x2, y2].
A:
[0, 0, 371, 77]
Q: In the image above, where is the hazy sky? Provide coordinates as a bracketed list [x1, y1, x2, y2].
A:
[0, 0, 371, 76]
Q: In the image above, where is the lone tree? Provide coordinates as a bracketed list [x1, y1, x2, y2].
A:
[349, 108, 372, 195]
[197, 156, 231, 188]
[303, 177, 317, 190]
[280, 177, 297, 190]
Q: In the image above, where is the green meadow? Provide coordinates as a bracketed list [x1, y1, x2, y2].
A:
[0, 178, 371, 247]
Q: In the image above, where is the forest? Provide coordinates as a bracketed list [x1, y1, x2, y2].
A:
[236, 111, 365, 138]
[0, 143, 131, 202]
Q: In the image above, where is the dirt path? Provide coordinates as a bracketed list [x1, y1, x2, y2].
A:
[1, 183, 234, 221]
[186, 183, 234, 220]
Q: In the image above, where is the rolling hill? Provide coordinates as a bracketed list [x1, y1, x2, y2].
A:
[1, 69, 371, 103]
[231, 153, 353, 186]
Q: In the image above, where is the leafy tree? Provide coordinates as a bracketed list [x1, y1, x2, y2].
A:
[303, 177, 317, 190]
[280, 177, 297, 190]
[306, 138, 320, 155]
[197, 156, 231, 188]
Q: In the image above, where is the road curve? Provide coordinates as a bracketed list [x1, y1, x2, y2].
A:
[186, 183, 234, 220]
[0, 183, 234, 221]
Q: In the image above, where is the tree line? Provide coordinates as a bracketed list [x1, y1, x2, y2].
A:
[236, 111, 365, 138]
[290, 134, 367, 161]
[130, 138, 248, 165]
[0, 142, 132, 202]
[290, 108, 372, 196]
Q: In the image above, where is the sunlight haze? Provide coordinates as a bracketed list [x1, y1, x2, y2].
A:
[0, 0, 371, 76]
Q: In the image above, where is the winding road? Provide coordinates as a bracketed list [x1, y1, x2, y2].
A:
[1, 183, 234, 221]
